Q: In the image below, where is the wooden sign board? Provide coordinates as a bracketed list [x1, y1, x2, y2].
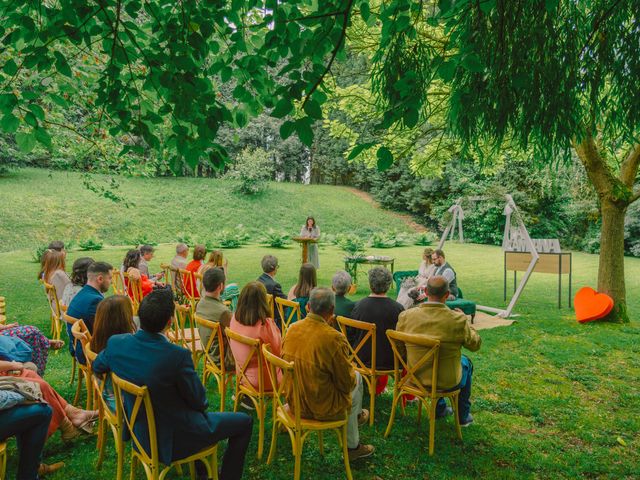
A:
[506, 252, 571, 274]
[504, 237, 562, 253]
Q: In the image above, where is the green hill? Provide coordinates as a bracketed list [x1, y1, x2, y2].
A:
[0, 168, 412, 252]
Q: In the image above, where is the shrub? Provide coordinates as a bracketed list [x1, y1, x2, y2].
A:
[214, 225, 250, 249]
[337, 234, 365, 256]
[126, 234, 158, 247]
[226, 147, 274, 195]
[262, 229, 290, 248]
[414, 231, 438, 246]
[369, 231, 409, 248]
[32, 245, 48, 263]
[175, 232, 196, 247]
[624, 202, 640, 257]
[78, 238, 104, 251]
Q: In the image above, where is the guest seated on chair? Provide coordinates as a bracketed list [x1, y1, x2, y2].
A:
[196, 268, 235, 371]
[351, 267, 404, 371]
[287, 263, 317, 318]
[92, 288, 253, 480]
[139, 244, 164, 281]
[396, 248, 436, 309]
[396, 276, 481, 426]
[67, 261, 113, 364]
[61, 257, 94, 308]
[0, 360, 98, 442]
[183, 244, 206, 299]
[257, 255, 286, 325]
[229, 282, 282, 391]
[198, 251, 239, 306]
[41, 249, 70, 310]
[90, 295, 137, 411]
[170, 243, 190, 289]
[332, 270, 355, 321]
[0, 324, 64, 377]
[38, 240, 66, 280]
[282, 287, 374, 462]
[431, 249, 459, 300]
[123, 249, 161, 299]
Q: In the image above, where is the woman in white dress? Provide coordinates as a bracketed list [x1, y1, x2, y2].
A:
[396, 248, 436, 309]
[299, 216, 320, 269]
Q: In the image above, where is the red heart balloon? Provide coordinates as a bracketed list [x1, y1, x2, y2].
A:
[574, 287, 614, 323]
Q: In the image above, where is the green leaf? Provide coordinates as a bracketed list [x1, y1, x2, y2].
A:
[271, 98, 293, 118]
[303, 99, 323, 120]
[0, 113, 19, 133]
[403, 108, 419, 128]
[360, 2, 370, 21]
[15, 131, 36, 153]
[295, 119, 314, 147]
[28, 103, 45, 120]
[461, 54, 483, 73]
[280, 120, 295, 139]
[376, 146, 393, 171]
[24, 112, 38, 127]
[34, 127, 51, 148]
[54, 51, 72, 78]
[2, 59, 18, 76]
[545, 0, 559, 12]
[348, 142, 376, 160]
[437, 61, 456, 82]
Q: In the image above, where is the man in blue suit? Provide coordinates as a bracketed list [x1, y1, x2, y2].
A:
[93, 288, 253, 480]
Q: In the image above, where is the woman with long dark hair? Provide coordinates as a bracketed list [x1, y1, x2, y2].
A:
[299, 216, 320, 269]
[287, 262, 317, 317]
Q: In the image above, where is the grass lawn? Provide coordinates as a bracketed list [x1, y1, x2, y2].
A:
[0, 168, 639, 479]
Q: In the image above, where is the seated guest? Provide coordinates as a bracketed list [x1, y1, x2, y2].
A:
[0, 323, 64, 377]
[198, 251, 239, 306]
[38, 240, 66, 280]
[431, 249, 459, 300]
[196, 268, 235, 371]
[287, 263, 317, 318]
[0, 394, 61, 479]
[170, 243, 189, 289]
[61, 256, 94, 308]
[282, 287, 374, 461]
[123, 249, 157, 299]
[42, 249, 70, 311]
[92, 289, 253, 480]
[139, 244, 164, 280]
[183, 244, 206, 299]
[332, 270, 355, 319]
[229, 282, 282, 391]
[351, 267, 404, 372]
[0, 359, 98, 441]
[67, 261, 113, 364]
[90, 295, 136, 411]
[257, 255, 286, 325]
[396, 276, 481, 426]
[397, 248, 436, 308]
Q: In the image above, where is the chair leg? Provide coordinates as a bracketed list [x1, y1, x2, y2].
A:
[293, 433, 303, 480]
[219, 375, 226, 413]
[257, 398, 265, 460]
[428, 400, 437, 456]
[96, 418, 105, 468]
[85, 373, 93, 411]
[116, 432, 125, 480]
[188, 461, 196, 480]
[74, 371, 83, 406]
[267, 418, 279, 465]
[369, 375, 376, 426]
[318, 431, 324, 456]
[384, 389, 401, 438]
[341, 424, 353, 480]
[129, 455, 137, 480]
[69, 357, 76, 385]
[452, 394, 463, 440]
[211, 450, 219, 480]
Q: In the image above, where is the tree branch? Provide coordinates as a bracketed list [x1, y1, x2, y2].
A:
[630, 189, 640, 204]
[573, 134, 618, 200]
[620, 143, 640, 187]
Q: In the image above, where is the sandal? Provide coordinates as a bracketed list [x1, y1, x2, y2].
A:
[38, 462, 65, 476]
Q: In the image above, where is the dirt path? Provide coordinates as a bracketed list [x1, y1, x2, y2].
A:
[347, 188, 428, 232]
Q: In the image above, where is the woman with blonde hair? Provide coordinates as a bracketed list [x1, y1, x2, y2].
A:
[41, 250, 70, 308]
[228, 282, 282, 391]
[198, 250, 239, 308]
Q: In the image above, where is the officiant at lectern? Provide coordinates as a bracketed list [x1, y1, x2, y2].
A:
[298, 216, 320, 269]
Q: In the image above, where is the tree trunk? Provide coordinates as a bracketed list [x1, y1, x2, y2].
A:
[598, 199, 629, 322]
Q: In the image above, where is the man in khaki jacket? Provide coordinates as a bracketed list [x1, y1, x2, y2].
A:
[396, 276, 481, 426]
[282, 287, 374, 461]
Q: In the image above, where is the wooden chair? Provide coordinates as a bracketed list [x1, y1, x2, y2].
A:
[262, 344, 352, 480]
[384, 330, 463, 455]
[275, 297, 301, 336]
[178, 268, 198, 314]
[0, 295, 6, 325]
[159, 263, 172, 284]
[44, 281, 63, 340]
[171, 302, 203, 367]
[111, 372, 219, 480]
[85, 344, 125, 480]
[62, 313, 80, 386]
[225, 327, 269, 460]
[336, 316, 394, 426]
[0, 440, 6, 480]
[194, 315, 233, 412]
[266, 294, 275, 320]
[71, 319, 94, 410]
[112, 269, 126, 295]
[123, 271, 144, 315]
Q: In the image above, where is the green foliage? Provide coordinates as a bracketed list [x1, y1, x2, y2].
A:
[78, 238, 103, 251]
[369, 231, 409, 248]
[413, 231, 438, 246]
[226, 148, 273, 195]
[214, 225, 250, 249]
[175, 233, 196, 248]
[336, 233, 366, 256]
[624, 202, 640, 257]
[31, 244, 48, 263]
[126, 234, 158, 247]
[262, 229, 290, 249]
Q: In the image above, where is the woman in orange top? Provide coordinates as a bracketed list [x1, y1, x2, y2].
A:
[123, 249, 154, 299]
[183, 244, 206, 299]
[229, 282, 282, 391]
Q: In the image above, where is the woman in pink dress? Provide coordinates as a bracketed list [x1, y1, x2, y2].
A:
[228, 281, 282, 391]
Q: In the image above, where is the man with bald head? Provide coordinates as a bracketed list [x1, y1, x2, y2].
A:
[396, 275, 481, 426]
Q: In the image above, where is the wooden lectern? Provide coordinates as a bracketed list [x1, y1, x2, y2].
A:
[292, 237, 318, 264]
